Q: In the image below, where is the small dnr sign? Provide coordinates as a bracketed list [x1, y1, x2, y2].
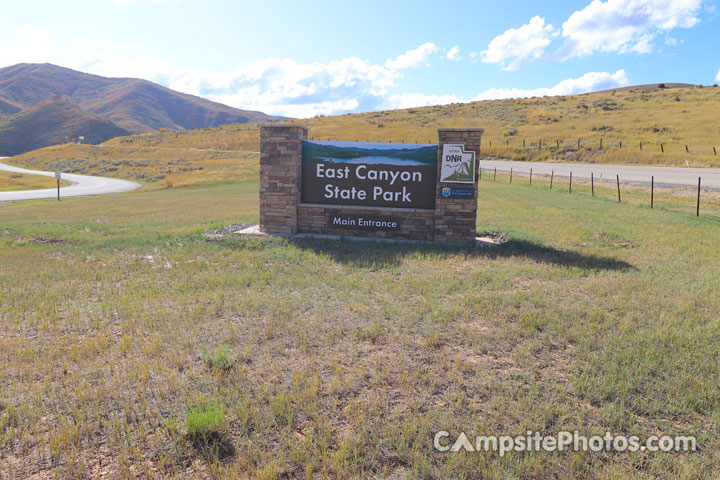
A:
[440, 144, 475, 184]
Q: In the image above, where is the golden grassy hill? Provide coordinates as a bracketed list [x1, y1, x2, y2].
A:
[7, 84, 720, 191]
[103, 84, 720, 168]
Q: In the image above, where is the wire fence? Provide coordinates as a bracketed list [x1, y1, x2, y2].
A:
[483, 138, 718, 156]
[308, 136, 719, 157]
[479, 166, 720, 219]
[304, 136, 719, 218]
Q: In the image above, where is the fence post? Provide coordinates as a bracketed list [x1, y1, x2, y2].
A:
[523, 139, 526, 148]
[591, 172, 594, 196]
[640, 141, 642, 151]
[577, 139, 581, 149]
[510, 168, 513, 184]
[556, 139, 559, 148]
[529, 168, 533, 185]
[714, 146, 717, 156]
[550, 170, 554, 190]
[697, 177, 701, 217]
[494, 167, 497, 181]
[619, 140, 622, 149]
[600, 138, 603, 149]
[686, 145, 689, 153]
[660, 143, 664, 153]
[570, 172, 573, 193]
[616, 175, 621, 203]
[651, 176, 654, 209]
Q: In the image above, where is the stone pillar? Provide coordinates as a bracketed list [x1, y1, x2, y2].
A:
[434, 128, 484, 242]
[259, 125, 308, 234]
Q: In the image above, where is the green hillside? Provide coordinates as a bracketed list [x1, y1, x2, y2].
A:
[0, 63, 286, 155]
[0, 98, 129, 156]
[0, 63, 282, 132]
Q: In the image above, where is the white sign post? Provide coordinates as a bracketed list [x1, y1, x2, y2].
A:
[55, 172, 61, 201]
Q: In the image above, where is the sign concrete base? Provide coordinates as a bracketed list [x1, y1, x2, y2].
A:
[234, 224, 499, 247]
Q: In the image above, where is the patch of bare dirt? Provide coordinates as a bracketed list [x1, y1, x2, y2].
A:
[203, 223, 253, 238]
[593, 232, 632, 248]
[476, 230, 508, 244]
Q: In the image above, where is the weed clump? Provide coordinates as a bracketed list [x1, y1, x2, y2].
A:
[184, 402, 234, 459]
[185, 403, 227, 439]
[201, 344, 235, 370]
[0, 403, 20, 430]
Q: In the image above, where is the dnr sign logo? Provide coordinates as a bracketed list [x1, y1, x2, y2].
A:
[440, 144, 475, 184]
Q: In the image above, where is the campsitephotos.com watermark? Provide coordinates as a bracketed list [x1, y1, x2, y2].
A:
[434, 431, 697, 457]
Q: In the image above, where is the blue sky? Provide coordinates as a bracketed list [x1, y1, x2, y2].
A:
[1, 0, 718, 117]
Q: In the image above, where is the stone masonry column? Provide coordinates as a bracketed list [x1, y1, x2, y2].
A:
[434, 128, 484, 242]
[259, 125, 308, 234]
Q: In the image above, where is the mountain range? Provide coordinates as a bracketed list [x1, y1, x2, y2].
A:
[0, 63, 282, 156]
[302, 141, 438, 164]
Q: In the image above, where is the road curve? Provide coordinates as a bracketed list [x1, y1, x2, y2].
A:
[0, 158, 141, 201]
[479, 159, 720, 189]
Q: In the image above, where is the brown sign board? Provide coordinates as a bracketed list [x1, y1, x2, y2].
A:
[301, 140, 437, 209]
[259, 125, 483, 242]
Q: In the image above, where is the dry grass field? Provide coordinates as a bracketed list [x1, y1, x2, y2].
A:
[0, 170, 69, 191]
[480, 168, 720, 219]
[1, 177, 719, 479]
[2, 86, 720, 479]
[5, 144, 259, 189]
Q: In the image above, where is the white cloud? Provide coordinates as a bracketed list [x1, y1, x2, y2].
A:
[716, 68, 720, 82]
[12, 26, 53, 45]
[385, 42, 438, 69]
[560, 0, 703, 58]
[447, 46, 461, 61]
[0, 27, 444, 117]
[472, 70, 629, 101]
[0, 25, 631, 118]
[0, 26, 57, 65]
[163, 56, 400, 118]
[0, 27, 144, 69]
[75, 43, 442, 117]
[481, 16, 555, 70]
[628, 33, 655, 53]
[480, 1, 704, 69]
[665, 37, 678, 46]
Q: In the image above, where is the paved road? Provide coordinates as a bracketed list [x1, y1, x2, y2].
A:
[0, 158, 141, 201]
[479, 159, 720, 189]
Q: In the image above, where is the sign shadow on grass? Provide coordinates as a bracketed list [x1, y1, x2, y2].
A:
[285, 237, 635, 271]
